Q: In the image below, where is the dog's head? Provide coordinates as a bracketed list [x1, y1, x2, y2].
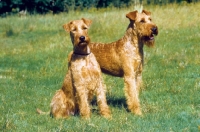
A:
[126, 10, 158, 47]
[63, 18, 92, 50]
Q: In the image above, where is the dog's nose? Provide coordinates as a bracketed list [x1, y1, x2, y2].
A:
[79, 36, 85, 41]
[151, 27, 157, 34]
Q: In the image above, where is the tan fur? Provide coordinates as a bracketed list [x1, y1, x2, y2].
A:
[50, 18, 111, 119]
[89, 10, 158, 115]
[50, 72, 76, 118]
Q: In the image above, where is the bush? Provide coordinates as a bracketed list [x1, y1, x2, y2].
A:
[0, 0, 199, 15]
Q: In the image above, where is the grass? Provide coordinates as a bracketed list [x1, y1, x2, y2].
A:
[0, 3, 200, 131]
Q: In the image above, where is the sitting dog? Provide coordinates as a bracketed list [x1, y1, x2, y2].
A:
[38, 18, 111, 119]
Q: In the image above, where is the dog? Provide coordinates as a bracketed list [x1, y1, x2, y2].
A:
[37, 18, 111, 119]
[89, 10, 158, 115]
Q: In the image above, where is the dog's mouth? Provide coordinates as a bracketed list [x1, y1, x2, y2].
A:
[78, 41, 88, 46]
[144, 29, 159, 41]
[78, 36, 90, 47]
[144, 34, 155, 41]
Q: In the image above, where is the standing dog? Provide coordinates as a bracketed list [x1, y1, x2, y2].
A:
[39, 18, 111, 119]
[89, 10, 158, 115]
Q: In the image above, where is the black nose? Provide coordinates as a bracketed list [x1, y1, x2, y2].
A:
[151, 27, 157, 34]
[79, 36, 85, 41]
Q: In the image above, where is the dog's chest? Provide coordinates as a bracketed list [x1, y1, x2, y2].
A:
[70, 54, 101, 81]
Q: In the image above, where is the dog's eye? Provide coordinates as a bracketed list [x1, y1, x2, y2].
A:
[149, 18, 152, 21]
[72, 28, 76, 31]
[140, 19, 145, 23]
[82, 27, 87, 30]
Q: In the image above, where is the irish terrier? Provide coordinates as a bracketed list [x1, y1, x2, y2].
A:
[89, 10, 158, 115]
[39, 18, 111, 119]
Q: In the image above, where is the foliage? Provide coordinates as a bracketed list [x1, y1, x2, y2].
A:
[0, 0, 200, 15]
[0, 3, 200, 131]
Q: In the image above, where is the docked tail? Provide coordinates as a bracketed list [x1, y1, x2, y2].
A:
[36, 108, 49, 115]
[134, 0, 143, 13]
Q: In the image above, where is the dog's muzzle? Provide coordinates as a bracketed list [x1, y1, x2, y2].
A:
[79, 36, 85, 42]
[151, 27, 158, 35]
[78, 36, 89, 46]
[144, 26, 158, 41]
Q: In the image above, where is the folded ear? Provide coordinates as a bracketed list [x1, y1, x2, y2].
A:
[126, 11, 138, 21]
[142, 10, 151, 16]
[82, 18, 92, 27]
[63, 22, 71, 32]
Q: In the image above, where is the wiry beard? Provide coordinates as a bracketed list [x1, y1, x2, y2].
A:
[142, 36, 155, 47]
[143, 39, 155, 47]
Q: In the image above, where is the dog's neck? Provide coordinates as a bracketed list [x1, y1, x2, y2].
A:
[122, 26, 144, 63]
[123, 27, 144, 50]
[73, 45, 91, 55]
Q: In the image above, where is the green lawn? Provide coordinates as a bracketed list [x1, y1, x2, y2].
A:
[0, 3, 200, 131]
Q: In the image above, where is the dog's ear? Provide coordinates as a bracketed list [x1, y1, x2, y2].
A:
[142, 10, 151, 16]
[126, 11, 138, 21]
[82, 18, 92, 27]
[63, 22, 71, 32]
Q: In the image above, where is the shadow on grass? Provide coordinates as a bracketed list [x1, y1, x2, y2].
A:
[91, 97, 128, 111]
[107, 97, 127, 108]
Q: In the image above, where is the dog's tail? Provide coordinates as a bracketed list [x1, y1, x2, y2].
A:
[134, 0, 143, 13]
[36, 108, 49, 115]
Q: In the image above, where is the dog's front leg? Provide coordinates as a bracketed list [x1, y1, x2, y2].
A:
[75, 85, 91, 119]
[136, 72, 143, 94]
[124, 71, 142, 115]
[96, 80, 111, 118]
